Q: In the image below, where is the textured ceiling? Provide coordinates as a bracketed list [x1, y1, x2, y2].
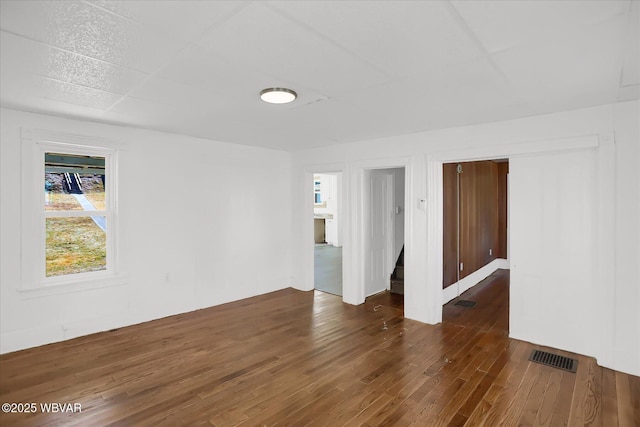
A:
[1, 0, 638, 151]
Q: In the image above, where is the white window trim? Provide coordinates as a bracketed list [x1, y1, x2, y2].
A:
[20, 128, 124, 293]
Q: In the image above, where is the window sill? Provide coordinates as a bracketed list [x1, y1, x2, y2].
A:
[17, 273, 128, 299]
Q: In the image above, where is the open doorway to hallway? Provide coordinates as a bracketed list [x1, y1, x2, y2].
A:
[442, 159, 509, 321]
[363, 167, 405, 307]
[313, 173, 343, 296]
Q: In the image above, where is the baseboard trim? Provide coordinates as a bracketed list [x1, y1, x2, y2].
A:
[442, 258, 509, 304]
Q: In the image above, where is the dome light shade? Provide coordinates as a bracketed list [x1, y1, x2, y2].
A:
[260, 87, 297, 104]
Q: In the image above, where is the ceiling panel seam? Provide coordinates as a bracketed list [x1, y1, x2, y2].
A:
[264, 2, 393, 82]
[444, 0, 521, 102]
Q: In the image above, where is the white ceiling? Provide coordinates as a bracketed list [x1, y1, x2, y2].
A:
[1, 0, 638, 151]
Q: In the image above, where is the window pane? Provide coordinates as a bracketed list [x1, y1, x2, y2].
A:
[45, 153, 105, 211]
[46, 217, 106, 277]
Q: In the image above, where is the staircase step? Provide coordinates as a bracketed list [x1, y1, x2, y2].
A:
[394, 266, 404, 280]
[390, 279, 404, 295]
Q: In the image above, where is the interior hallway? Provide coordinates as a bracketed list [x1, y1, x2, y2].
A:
[314, 243, 342, 296]
[0, 270, 638, 425]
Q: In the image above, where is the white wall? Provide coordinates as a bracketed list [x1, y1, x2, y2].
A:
[291, 101, 640, 376]
[0, 108, 293, 354]
[3, 101, 637, 377]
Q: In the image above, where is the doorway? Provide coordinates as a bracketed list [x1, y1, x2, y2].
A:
[313, 173, 343, 296]
[364, 167, 405, 299]
[442, 159, 509, 302]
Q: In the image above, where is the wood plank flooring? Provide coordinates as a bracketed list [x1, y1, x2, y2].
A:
[1, 269, 638, 426]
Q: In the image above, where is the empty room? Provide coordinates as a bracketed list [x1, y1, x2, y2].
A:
[1, 1, 639, 425]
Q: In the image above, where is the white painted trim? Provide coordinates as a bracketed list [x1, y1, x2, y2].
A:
[425, 133, 600, 325]
[302, 164, 347, 300]
[351, 157, 412, 307]
[429, 134, 599, 162]
[420, 157, 443, 324]
[44, 210, 108, 218]
[302, 171, 317, 293]
[442, 258, 509, 304]
[20, 128, 122, 292]
[16, 274, 128, 298]
[351, 156, 412, 170]
[596, 133, 616, 370]
[0, 307, 131, 354]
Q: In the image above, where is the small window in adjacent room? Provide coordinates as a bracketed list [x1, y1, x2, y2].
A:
[314, 178, 322, 204]
[44, 152, 108, 277]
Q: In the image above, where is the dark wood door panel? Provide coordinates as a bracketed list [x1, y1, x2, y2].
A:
[444, 160, 507, 288]
[443, 163, 459, 288]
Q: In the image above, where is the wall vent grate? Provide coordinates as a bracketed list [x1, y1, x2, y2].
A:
[529, 349, 577, 373]
[454, 300, 476, 307]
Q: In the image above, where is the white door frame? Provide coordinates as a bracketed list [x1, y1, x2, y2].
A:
[304, 165, 346, 298]
[350, 157, 411, 306]
[424, 134, 605, 331]
[300, 133, 614, 370]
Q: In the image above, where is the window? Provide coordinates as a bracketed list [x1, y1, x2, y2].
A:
[314, 179, 322, 204]
[45, 152, 107, 277]
[21, 129, 119, 289]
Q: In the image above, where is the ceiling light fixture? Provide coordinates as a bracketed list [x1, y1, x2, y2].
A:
[260, 87, 297, 104]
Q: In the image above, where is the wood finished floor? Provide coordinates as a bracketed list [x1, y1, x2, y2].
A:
[1, 270, 638, 426]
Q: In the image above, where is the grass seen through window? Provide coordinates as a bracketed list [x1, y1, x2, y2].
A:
[45, 217, 106, 277]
